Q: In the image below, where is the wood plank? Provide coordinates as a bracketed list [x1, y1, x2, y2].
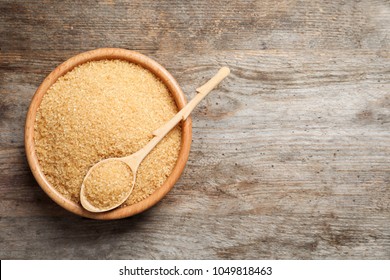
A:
[1, 0, 389, 260]
[0, 0, 389, 51]
[1, 48, 389, 258]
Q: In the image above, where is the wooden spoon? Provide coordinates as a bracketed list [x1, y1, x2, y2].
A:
[80, 67, 230, 212]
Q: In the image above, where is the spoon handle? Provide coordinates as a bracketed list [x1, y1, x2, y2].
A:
[181, 66, 231, 120]
[130, 67, 230, 165]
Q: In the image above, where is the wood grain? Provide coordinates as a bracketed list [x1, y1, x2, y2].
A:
[1, 0, 389, 259]
[0, 0, 389, 52]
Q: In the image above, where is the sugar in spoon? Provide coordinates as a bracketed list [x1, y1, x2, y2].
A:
[80, 67, 230, 212]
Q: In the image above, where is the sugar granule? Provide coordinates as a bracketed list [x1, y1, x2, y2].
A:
[84, 160, 133, 209]
[34, 60, 181, 206]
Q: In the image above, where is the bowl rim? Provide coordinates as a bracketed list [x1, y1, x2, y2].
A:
[25, 48, 192, 220]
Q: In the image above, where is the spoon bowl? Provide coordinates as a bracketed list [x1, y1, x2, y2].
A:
[80, 158, 136, 212]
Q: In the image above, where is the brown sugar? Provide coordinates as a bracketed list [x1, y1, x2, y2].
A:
[34, 60, 181, 207]
[84, 160, 133, 209]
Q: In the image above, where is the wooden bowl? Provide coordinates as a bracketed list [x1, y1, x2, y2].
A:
[25, 48, 192, 220]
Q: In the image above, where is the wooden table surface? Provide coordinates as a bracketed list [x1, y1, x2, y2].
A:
[1, 0, 389, 259]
